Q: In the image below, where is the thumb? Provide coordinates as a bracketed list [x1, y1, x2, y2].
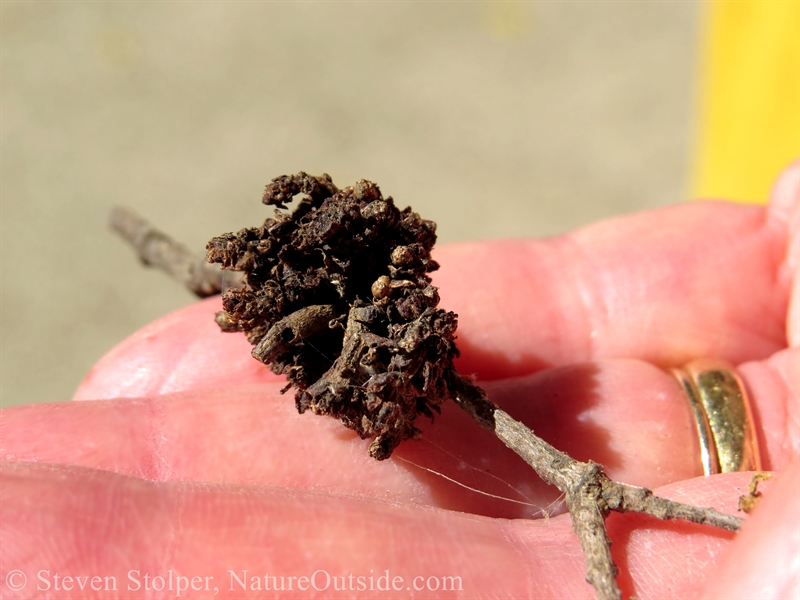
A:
[701, 454, 800, 599]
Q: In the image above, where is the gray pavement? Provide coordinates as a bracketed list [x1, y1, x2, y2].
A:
[1, 2, 700, 407]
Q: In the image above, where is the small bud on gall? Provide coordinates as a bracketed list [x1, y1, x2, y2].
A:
[391, 245, 413, 266]
[371, 275, 391, 299]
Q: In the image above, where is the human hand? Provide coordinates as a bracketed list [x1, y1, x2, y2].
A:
[2, 164, 797, 599]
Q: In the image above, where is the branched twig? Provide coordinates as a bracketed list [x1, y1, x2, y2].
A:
[111, 178, 744, 600]
[451, 370, 741, 600]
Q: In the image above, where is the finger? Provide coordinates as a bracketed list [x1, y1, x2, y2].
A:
[766, 160, 800, 347]
[701, 455, 800, 600]
[76, 179, 796, 401]
[73, 201, 786, 400]
[0, 461, 747, 600]
[5, 360, 736, 518]
[739, 347, 800, 469]
[73, 298, 281, 401]
[62, 352, 798, 515]
[433, 198, 791, 379]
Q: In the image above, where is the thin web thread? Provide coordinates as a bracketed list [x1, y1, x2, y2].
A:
[398, 438, 566, 519]
[420, 436, 538, 504]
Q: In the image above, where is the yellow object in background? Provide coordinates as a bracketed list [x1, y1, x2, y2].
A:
[693, 1, 800, 203]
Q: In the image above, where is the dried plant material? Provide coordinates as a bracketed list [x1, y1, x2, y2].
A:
[206, 173, 458, 460]
[738, 471, 773, 513]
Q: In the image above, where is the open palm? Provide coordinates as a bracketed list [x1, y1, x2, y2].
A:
[2, 165, 798, 599]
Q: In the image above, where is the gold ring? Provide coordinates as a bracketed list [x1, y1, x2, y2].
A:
[670, 359, 761, 475]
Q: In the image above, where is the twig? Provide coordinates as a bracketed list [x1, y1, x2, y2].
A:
[110, 206, 242, 297]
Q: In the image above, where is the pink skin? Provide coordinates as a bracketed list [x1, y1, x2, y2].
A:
[2, 164, 798, 599]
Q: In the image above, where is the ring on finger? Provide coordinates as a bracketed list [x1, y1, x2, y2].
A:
[670, 359, 761, 475]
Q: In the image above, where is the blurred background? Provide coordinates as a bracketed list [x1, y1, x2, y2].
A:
[2, 2, 797, 407]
